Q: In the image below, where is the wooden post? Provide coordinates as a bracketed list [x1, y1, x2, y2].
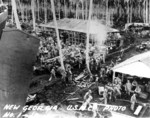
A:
[122, 73, 124, 82]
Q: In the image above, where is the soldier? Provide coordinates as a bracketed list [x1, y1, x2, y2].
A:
[40, 55, 44, 65]
[49, 67, 56, 81]
[90, 58, 95, 71]
[66, 64, 73, 84]
[125, 80, 132, 96]
[103, 87, 108, 104]
[95, 58, 99, 71]
[57, 66, 67, 86]
[130, 93, 137, 111]
[80, 90, 93, 111]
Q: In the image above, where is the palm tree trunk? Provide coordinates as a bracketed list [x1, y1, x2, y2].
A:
[127, 0, 130, 23]
[18, 0, 24, 22]
[11, 0, 22, 30]
[149, 0, 150, 23]
[130, 0, 132, 23]
[146, 0, 148, 23]
[0, 0, 3, 4]
[143, 1, 146, 23]
[22, 5, 24, 22]
[64, 0, 67, 18]
[26, 6, 28, 22]
[31, 0, 36, 31]
[139, 2, 141, 19]
[86, 0, 93, 74]
[85, 0, 88, 20]
[81, 0, 84, 19]
[37, 0, 40, 21]
[76, 3, 78, 19]
[11, 9, 14, 23]
[50, 0, 65, 70]
[58, 1, 61, 20]
[106, 0, 108, 25]
[44, 0, 47, 23]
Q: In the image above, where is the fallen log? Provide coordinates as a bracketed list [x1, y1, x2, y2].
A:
[67, 98, 80, 101]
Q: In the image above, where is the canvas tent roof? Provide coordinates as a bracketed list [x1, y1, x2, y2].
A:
[39, 18, 119, 34]
[112, 51, 150, 78]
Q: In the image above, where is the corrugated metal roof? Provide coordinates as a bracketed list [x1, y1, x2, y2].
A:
[39, 18, 118, 34]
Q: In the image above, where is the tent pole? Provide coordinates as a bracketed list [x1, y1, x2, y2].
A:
[122, 73, 124, 82]
[113, 71, 115, 83]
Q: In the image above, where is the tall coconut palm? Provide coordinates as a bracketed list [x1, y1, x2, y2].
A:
[50, 0, 65, 70]
[126, 0, 130, 23]
[44, 0, 47, 23]
[31, 0, 36, 31]
[11, 8, 14, 23]
[81, 0, 84, 19]
[85, 0, 88, 19]
[37, 0, 40, 21]
[64, 0, 67, 18]
[149, 0, 150, 23]
[143, 0, 146, 23]
[146, 0, 148, 23]
[17, 0, 24, 22]
[11, 0, 22, 30]
[75, 1, 79, 19]
[86, 0, 93, 74]
[0, 0, 3, 4]
[106, 0, 108, 25]
[130, 0, 132, 23]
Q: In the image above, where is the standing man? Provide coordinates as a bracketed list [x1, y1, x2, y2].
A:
[125, 80, 132, 96]
[66, 64, 73, 84]
[103, 87, 108, 104]
[49, 67, 56, 81]
[130, 93, 137, 111]
[80, 90, 93, 111]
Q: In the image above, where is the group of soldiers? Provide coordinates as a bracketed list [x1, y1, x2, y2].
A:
[35, 34, 142, 115]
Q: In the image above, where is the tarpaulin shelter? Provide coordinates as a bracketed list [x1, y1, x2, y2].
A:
[112, 51, 150, 81]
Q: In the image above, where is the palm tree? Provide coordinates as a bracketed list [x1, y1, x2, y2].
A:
[11, 8, 14, 23]
[11, 0, 22, 30]
[44, 0, 47, 23]
[64, 0, 67, 18]
[106, 0, 108, 25]
[50, 0, 65, 70]
[85, 0, 88, 19]
[17, 0, 24, 22]
[0, 0, 3, 4]
[86, 0, 93, 74]
[31, 0, 36, 31]
[37, 0, 40, 21]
